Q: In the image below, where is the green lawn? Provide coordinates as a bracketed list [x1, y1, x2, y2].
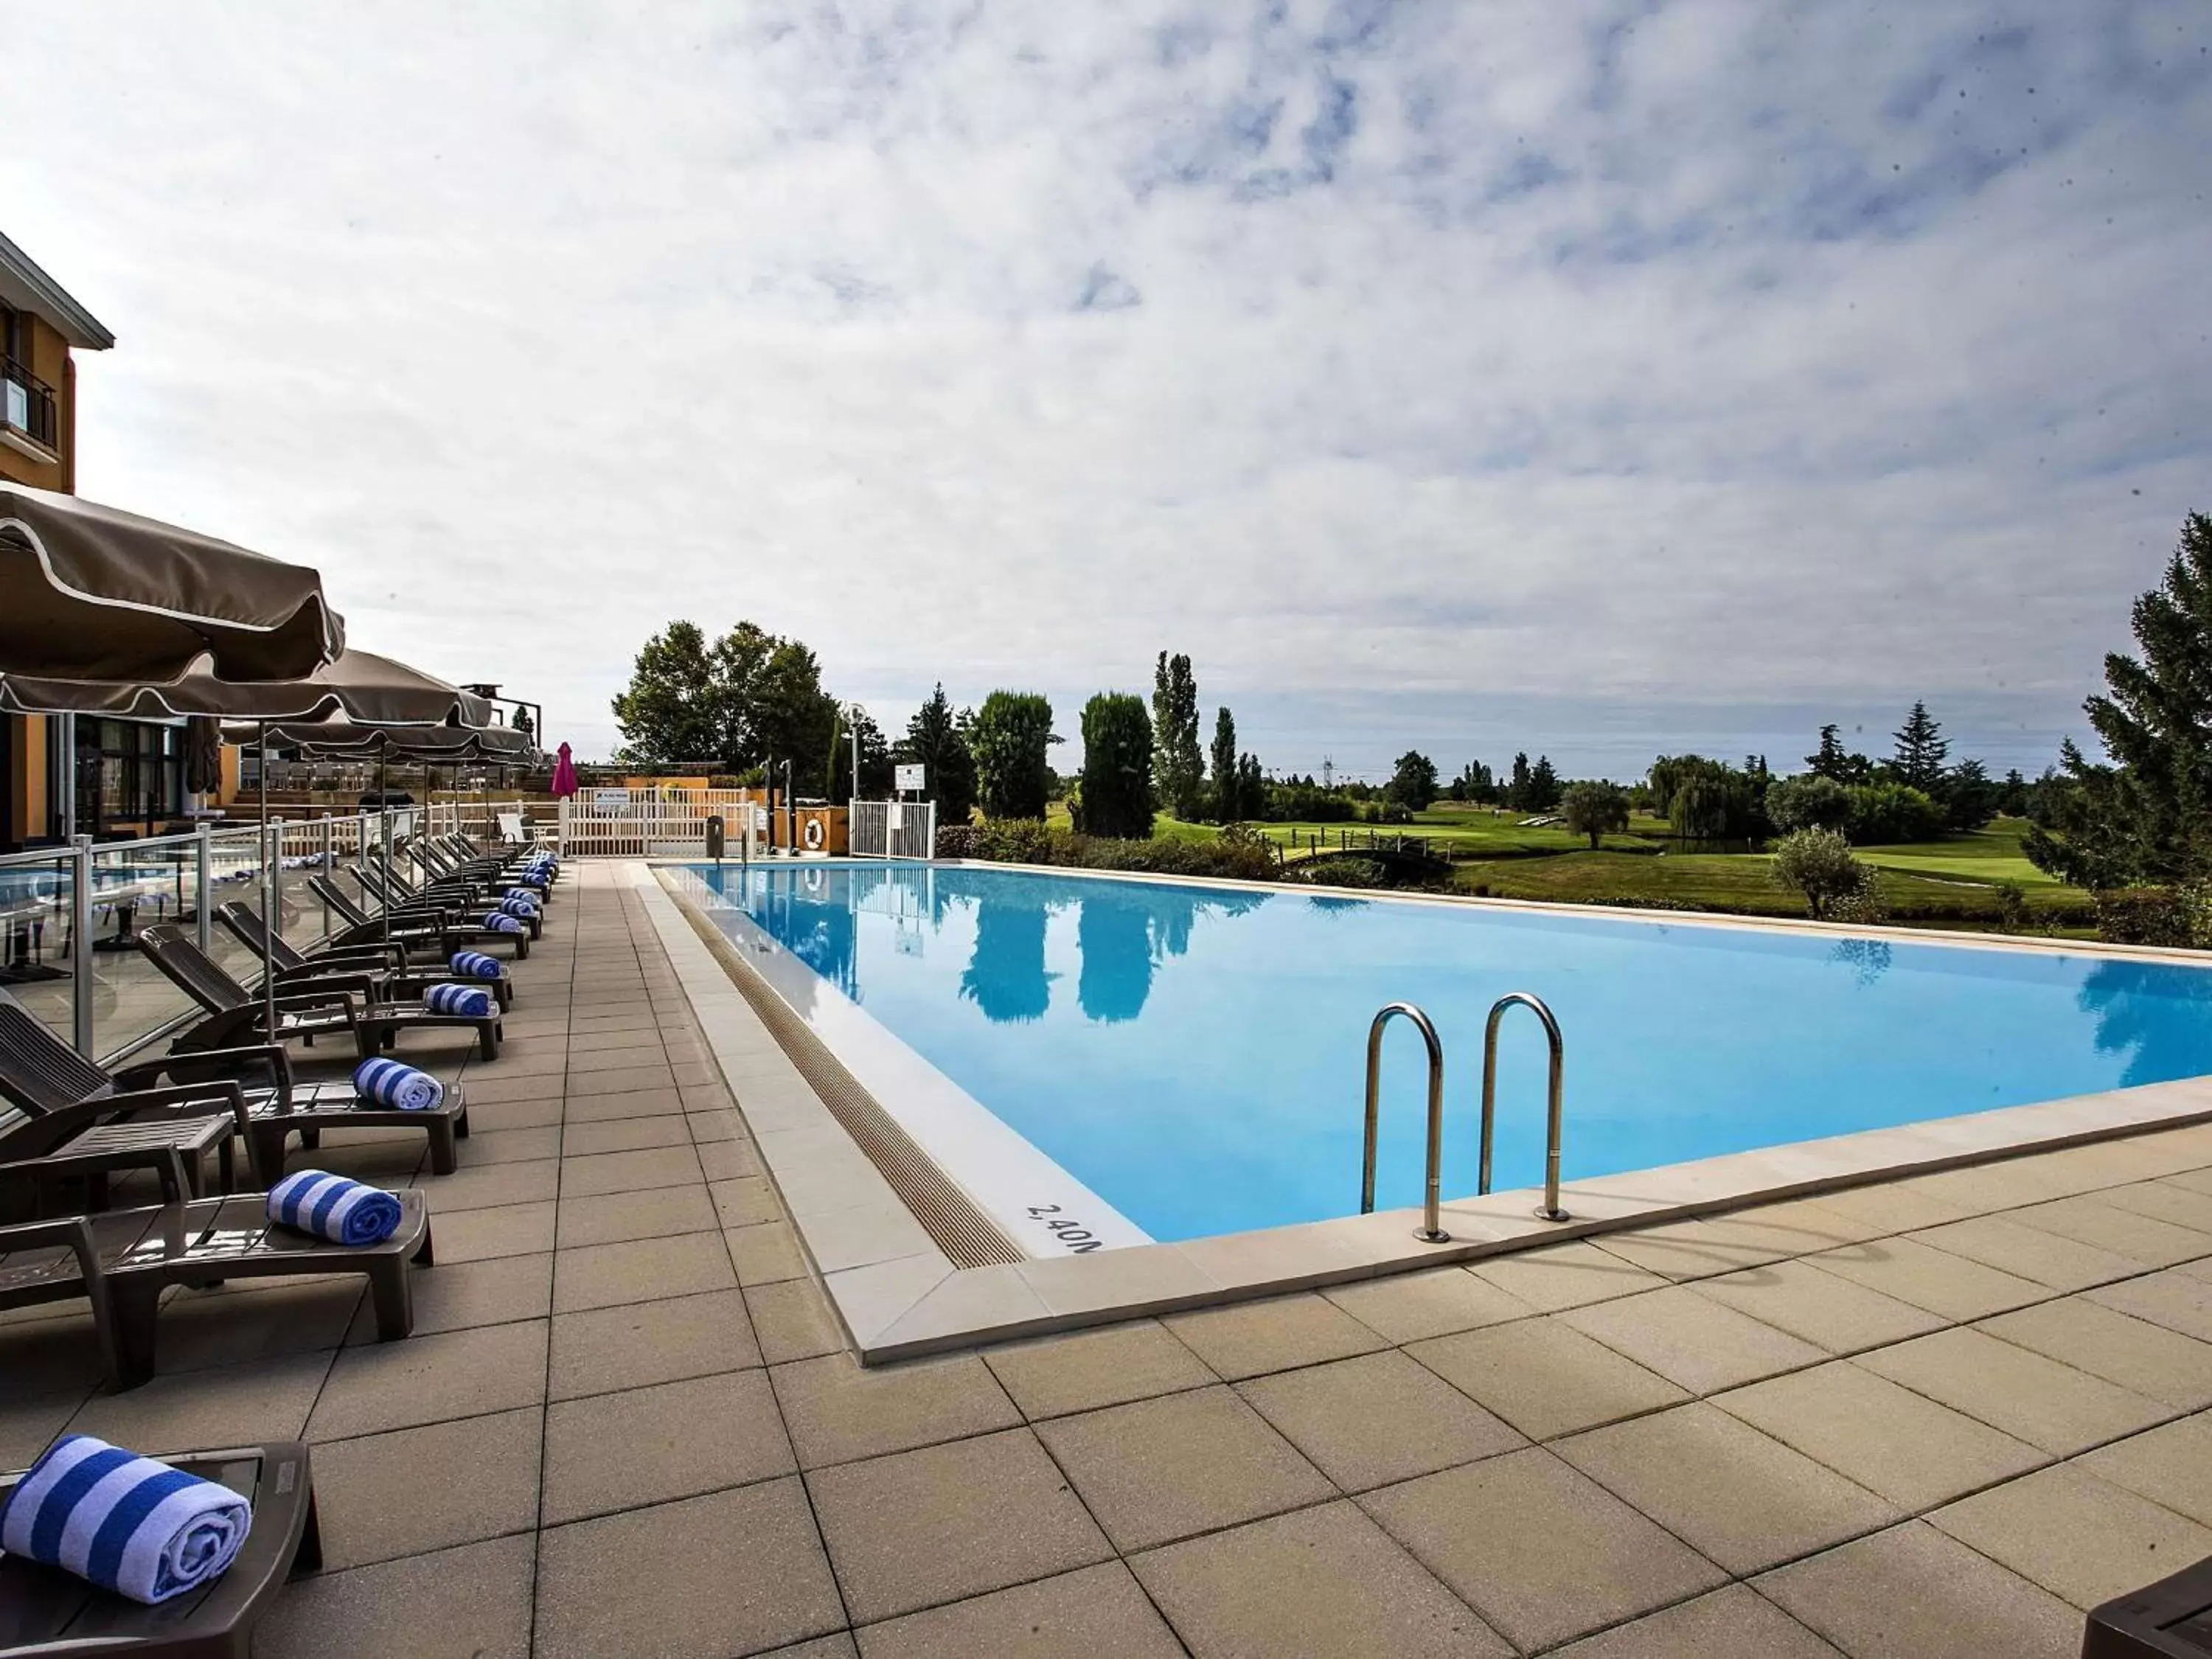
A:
[1852, 820, 2060, 888]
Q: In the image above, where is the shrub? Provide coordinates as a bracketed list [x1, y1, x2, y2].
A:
[936, 819, 1279, 882]
[1560, 781, 1630, 849]
[1766, 774, 1852, 835]
[1077, 692, 1155, 839]
[1994, 880, 2028, 933]
[1292, 855, 1390, 889]
[2094, 886, 2212, 948]
[1771, 827, 1874, 920]
[1844, 782, 1943, 846]
[969, 692, 1057, 821]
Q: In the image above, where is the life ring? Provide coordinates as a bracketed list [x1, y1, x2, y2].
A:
[802, 816, 826, 850]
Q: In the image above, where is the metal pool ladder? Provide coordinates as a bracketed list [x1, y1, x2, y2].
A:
[1479, 992, 1571, 1222]
[1360, 1002, 1450, 1243]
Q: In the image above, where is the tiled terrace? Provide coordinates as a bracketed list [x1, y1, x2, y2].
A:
[5, 863, 2212, 1656]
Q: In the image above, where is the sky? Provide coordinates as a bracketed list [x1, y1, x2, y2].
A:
[7, 1, 2208, 781]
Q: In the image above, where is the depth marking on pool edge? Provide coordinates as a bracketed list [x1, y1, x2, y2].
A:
[1023, 1204, 1106, 1254]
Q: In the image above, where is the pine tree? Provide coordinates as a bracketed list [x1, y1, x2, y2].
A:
[897, 683, 975, 826]
[1507, 752, 1531, 810]
[1150, 653, 1205, 820]
[1807, 724, 1849, 779]
[1891, 701, 1950, 792]
[1209, 708, 1239, 821]
[1528, 755, 1562, 810]
[2026, 512, 2212, 888]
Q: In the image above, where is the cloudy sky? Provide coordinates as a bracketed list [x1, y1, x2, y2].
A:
[7, 1, 2208, 778]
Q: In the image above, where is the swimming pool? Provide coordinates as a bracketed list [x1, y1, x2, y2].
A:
[674, 860, 2212, 1250]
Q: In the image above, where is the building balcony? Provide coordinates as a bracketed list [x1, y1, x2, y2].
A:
[1, 355, 58, 456]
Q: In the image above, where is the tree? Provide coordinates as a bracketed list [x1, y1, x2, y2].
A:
[1209, 709, 1239, 821]
[1770, 827, 1874, 921]
[610, 621, 723, 768]
[829, 706, 894, 804]
[1845, 782, 1944, 845]
[897, 684, 977, 827]
[1560, 781, 1629, 849]
[1151, 654, 1205, 820]
[1075, 693, 1155, 839]
[970, 692, 1057, 821]
[1940, 757, 1999, 832]
[2027, 514, 2212, 890]
[714, 622, 841, 793]
[1506, 752, 1532, 810]
[1526, 755, 1562, 811]
[1806, 723, 1873, 785]
[1235, 753, 1266, 822]
[1386, 751, 1439, 812]
[1891, 700, 1950, 792]
[1447, 760, 1494, 804]
[1766, 774, 1852, 834]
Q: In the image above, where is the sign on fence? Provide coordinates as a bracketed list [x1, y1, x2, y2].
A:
[894, 762, 925, 794]
[592, 788, 633, 811]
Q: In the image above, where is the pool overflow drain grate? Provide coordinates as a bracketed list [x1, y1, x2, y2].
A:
[673, 895, 1024, 1269]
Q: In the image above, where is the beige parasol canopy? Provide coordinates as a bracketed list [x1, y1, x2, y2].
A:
[0, 647, 494, 727]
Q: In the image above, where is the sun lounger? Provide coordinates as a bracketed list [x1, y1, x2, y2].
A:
[307, 874, 528, 961]
[136, 926, 503, 1063]
[213, 902, 512, 1011]
[0, 1440, 321, 1657]
[0, 1001, 470, 1186]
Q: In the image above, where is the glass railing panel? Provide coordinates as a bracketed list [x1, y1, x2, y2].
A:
[0, 850, 81, 1048]
[86, 838, 198, 1060]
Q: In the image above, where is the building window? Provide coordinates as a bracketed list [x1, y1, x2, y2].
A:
[1, 307, 58, 451]
[74, 719, 184, 837]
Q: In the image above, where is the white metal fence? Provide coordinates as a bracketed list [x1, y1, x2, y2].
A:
[849, 799, 938, 859]
[554, 790, 761, 856]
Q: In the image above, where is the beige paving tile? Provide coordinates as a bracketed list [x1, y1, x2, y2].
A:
[1036, 1385, 1335, 1552]
[728, 1219, 810, 1285]
[984, 1319, 1215, 1419]
[771, 1351, 1020, 1468]
[71, 1350, 332, 1448]
[1130, 1499, 1510, 1658]
[2089, 1265, 2212, 1342]
[1559, 1284, 1825, 1394]
[810, 1427, 1111, 1623]
[344, 1251, 550, 1341]
[1858, 1326, 2171, 1455]
[557, 1143, 703, 1197]
[542, 1367, 794, 1523]
[311, 1406, 543, 1569]
[1688, 1256, 1945, 1354]
[420, 1157, 560, 1212]
[561, 1114, 693, 1157]
[1163, 1292, 1388, 1380]
[1804, 1235, 2048, 1321]
[153, 1276, 364, 1371]
[251, 1534, 536, 1659]
[551, 1229, 736, 1313]
[307, 1319, 549, 1441]
[1983, 1295, 2212, 1411]
[2109, 1175, 2212, 1234]
[1908, 1214, 2146, 1291]
[1556, 1402, 1899, 1574]
[2077, 1413, 2212, 1528]
[559, 1084, 683, 1123]
[1755, 1520, 2081, 1659]
[1238, 1350, 1526, 1491]
[1587, 1219, 1787, 1281]
[1320, 1265, 1536, 1344]
[1900, 1156, 2088, 1214]
[1714, 1357, 2043, 1509]
[1791, 1179, 1974, 1237]
[748, 1276, 849, 1364]
[1405, 1318, 1688, 1441]
[1550, 1585, 1844, 1658]
[534, 1478, 845, 1659]
[422, 1192, 555, 1261]
[1468, 1239, 1670, 1310]
[711, 1174, 784, 1229]
[461, 1124, 563, 1164]
[1930, 1462, 2212, 1610]
[0, 1389, 89, 1467]
[1361, 1447, 1726, 1652]
[554, 1183, 719, 1250]
[854, 1562, 1183, 1659]
[549, 1287, 759, 1399]
[2007, 1192, 2212, 1268]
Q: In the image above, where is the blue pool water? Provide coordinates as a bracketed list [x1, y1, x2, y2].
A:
[684, 861, 2212, 1242]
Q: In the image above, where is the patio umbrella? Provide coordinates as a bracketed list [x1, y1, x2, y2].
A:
[184, 717, 223, 797]
[551, 742, 578, 799]
[0, 481, 343, 681]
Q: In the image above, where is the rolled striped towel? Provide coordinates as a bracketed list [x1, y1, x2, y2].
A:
[481, 911, 526, 934]
[423, 982, 495, 1018]
[0, 1435, 251, 1605]
[267, 1169, 403, 1245]
[450, 949, 503, 981]
[352, 1055, 445, 1111]
[503, 885, 543, 904]
[495, 894, 539, 920]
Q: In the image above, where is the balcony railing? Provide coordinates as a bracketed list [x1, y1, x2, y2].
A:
[2, 357, 58, 452]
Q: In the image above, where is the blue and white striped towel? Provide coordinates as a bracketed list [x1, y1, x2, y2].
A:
[449, 950, 503, 981]
[481, 911, 526, 934]
[0, 1435, 251, 1605]
[503, 885, 543, 905]
[495, 894, 539, 920]
[266, 1169, 404, 1245]
[423, 983, 495, 1018]
[352, 1056, 445, 1111]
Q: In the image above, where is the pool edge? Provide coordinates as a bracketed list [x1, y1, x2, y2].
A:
[628, 859, 2212, 1366]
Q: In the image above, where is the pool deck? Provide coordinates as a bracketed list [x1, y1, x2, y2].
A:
[5, 860, 2212, 1655]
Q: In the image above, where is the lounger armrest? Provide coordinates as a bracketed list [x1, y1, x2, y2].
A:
[271, 970, 385, 998]
[117, 1043, 293, 1095]
[271, 988, 364, 1015]
[0, 1212, 102, 1280]
[100, 1081, 253, 1136]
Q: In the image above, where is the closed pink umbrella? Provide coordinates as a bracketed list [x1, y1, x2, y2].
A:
[552, 741, 579, 799]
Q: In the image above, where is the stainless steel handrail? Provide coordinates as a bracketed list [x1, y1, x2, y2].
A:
[1478, 992, 1570, 1222]
[1361, 1001, 1450, 1244]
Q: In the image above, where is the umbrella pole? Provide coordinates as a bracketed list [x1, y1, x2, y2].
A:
[260, 721, 277, 1045]
[380, 740, 392, 950]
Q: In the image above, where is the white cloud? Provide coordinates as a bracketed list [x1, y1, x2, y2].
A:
[5, 0, 2206, 776]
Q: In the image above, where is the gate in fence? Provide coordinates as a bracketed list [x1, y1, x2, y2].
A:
[845, 799, 938, 859]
